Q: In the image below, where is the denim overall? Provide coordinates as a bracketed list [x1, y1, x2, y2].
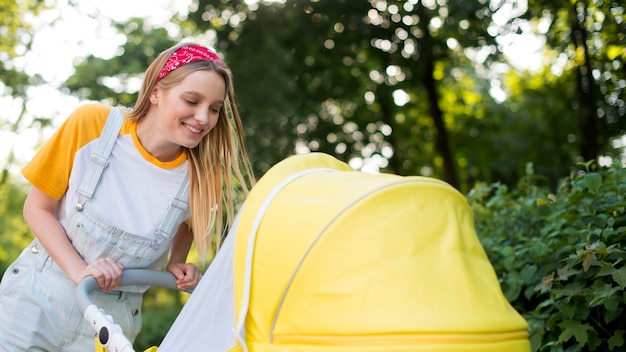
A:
[0, 108, 190, 351]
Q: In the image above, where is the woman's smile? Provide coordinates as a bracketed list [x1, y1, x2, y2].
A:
[184, 122, 203, 134]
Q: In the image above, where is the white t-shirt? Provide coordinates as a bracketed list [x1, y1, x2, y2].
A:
[22, 103, 188, 237]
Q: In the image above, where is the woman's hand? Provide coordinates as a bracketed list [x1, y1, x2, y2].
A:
[166, 262, 202, 290]
[76, 258, 124, 292]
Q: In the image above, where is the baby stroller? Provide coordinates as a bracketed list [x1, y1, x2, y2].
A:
[78, 152, 531, 352]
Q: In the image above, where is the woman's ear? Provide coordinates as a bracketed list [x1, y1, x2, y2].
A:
[149, 87, 159, 105]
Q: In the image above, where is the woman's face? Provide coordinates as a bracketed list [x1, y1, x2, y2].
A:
[148, 69, 226, 153]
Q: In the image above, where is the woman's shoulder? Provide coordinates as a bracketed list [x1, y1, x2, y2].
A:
[64, 104, 135, 138]
[67, 103, 112, 125]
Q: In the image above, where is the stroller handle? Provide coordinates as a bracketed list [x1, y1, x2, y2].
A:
[76, 269, 183, 314]
[76, 269, 188, 352]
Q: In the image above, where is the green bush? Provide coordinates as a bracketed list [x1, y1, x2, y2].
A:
[469, 161, 626, 352]
[133, 287, 187, 350]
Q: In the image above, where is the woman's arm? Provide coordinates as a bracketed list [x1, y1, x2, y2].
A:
[166, 223, 201, 290]
[23, 186, 123, 291]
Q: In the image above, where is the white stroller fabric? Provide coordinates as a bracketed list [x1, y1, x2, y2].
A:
[158, 215, 239, 351]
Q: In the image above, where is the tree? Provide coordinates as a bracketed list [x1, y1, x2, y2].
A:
[180, 0, 526, 190]
[64, 19, 178, 106]
[58, 0, 625, 190]
[520, 0, 626, 162]
[490, 68, 582, 187]
[0, 0, 49, 184]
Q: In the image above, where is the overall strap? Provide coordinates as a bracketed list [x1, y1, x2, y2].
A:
[75, 108, 125, 210]
[73, 106, 190, 247]
[152, 170, 190, 250]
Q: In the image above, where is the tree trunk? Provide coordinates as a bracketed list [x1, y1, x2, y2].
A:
[414, 3, 459, 188]
[571, 2, 598, 162]
[422, 57, 459, 188]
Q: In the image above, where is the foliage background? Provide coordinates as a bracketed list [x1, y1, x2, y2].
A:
[472, 161, 626, 351]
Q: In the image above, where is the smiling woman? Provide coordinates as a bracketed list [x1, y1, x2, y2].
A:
[0, 42, 255, 351]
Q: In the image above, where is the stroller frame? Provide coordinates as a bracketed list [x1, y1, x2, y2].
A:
[76, 269, 187, 352]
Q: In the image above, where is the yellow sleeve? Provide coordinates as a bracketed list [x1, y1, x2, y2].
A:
[22, 104, 112, 200]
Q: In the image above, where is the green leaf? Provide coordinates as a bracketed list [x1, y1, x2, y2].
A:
[559, 303, 575, 319]
[587, 283, 621, 308]
[611, 266, 626, 289]
[557, 320, 592, 346]
[602, 227, 616, 239]
[584, 173, 602, 193]
[529, 331, 543, 352]
[607, 217, 615, 227]
[521, 264, 538, 282]
[603, 299, 622, 324]
[596, 264, 615, 277]
[546, 313, 560, 330]
[609, 330, 625, 351]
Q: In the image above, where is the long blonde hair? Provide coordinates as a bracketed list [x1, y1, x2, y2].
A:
[128, 42, 255, 260]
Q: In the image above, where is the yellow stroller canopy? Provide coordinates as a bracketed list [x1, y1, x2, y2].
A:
[160, 152, 530, 352]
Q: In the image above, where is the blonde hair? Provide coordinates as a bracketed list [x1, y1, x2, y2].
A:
[128, 42, 255, 260]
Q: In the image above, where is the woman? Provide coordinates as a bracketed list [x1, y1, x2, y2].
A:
[0, 42, 255, 351]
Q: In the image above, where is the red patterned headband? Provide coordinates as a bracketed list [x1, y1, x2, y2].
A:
[157, 45, 224, 82]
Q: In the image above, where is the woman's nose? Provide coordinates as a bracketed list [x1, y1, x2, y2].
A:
[194, 109, 209, 123]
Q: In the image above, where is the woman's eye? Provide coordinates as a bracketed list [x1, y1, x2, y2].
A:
[186, 100, 198, 105]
